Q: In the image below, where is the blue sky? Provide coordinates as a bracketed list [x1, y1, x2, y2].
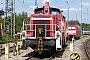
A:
[0, 0, 90, 24]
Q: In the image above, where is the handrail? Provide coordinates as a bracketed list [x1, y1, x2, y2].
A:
[23, 23, 57, 38]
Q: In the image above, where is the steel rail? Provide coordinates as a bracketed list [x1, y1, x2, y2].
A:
[84, 38, 90, 60]
[25, 53, 35, 60]
[25, 56, 33, 60]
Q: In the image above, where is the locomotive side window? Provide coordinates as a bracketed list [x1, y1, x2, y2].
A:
[68, 27, 75, 30]
[36, 10, 43, 14]
[72, 27, 75, 30]
[35, 7, 60, 15]
[35, 8, 44, 14]
[68, 27, 71, 30]
[50, 10, 60, 16]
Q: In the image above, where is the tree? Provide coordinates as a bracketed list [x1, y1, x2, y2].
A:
[2, 12, 30, 34]
[67, 20, 80, 26]
[15, 12, 29, 32]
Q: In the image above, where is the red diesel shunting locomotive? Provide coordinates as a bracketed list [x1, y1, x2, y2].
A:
[21, 2, 67, 54]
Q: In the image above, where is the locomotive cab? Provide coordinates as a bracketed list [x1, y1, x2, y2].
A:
[22, 2, 67, 54]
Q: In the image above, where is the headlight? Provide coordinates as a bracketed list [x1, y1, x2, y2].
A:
[22, 32, 25, 37]
[21, 31, 26, 40]
[57, 32, 60, 38]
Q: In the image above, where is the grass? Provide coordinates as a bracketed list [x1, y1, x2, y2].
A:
[77, 35, 89, 41]
[1, 35, 21, 42]
[81, 35, 88, 39]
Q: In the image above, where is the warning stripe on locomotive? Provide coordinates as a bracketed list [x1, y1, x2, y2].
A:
[31, 18, 52, 20]
[70, 53, 80, 60]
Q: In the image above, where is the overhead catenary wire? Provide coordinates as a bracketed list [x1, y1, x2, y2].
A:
[54, 0, 62, 9]
[54, 0, 68, 16]
[17, 0, 30, 7]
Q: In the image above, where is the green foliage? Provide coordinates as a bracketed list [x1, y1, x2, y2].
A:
[84, 23, 90, 31]
[15, 12, 30, 32]
[67, 20, 80, 26]
[2, 35, 13, 41]
[2, 35, 20, 42]
[2, 12, 30, 33]
[1, 12, 30, 41]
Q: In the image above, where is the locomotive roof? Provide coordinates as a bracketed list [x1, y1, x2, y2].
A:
[35, 7, 60, 12]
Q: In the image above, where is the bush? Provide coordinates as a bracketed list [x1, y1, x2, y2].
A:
[2, 35, 14, 42]
[2, 34, 21, 42]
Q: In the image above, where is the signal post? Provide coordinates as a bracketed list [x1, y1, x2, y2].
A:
[70, 37, 74, 52]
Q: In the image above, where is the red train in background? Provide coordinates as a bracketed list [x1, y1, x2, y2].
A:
[67, 25, 82, 39]
[21, 2, 67, 54]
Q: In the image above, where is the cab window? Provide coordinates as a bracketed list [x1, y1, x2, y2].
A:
[50, 10, 60, 16]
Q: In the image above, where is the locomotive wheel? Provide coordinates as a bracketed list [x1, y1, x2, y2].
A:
[63, 39, 66, 47]
[62, 39, 65, 48]
[51, 46, 56, 54]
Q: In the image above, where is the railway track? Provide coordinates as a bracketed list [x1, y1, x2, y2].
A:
[24, 42, 67, 60]
[24, 49, 64, 60]
[84, 38, 90, 60]
[25, 53, 54, 60]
